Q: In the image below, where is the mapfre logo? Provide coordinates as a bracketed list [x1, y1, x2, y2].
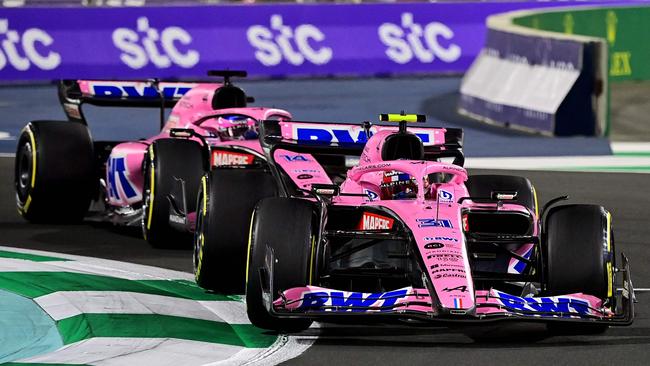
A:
[378, 13, 461, 64]
[0, 19, 61, 71]
[247, 15, 332, 66]
[212, 150, 255, 166]
[112, 17, 199, 69]
[358, 212, 394, 231]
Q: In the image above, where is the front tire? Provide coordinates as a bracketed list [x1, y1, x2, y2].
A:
[544, 204, 615, 334]
[245, 198, 315, 332]
[142, 139, 206, 248]
[15, 121, 94, 223]
[194, 168, 277, 294]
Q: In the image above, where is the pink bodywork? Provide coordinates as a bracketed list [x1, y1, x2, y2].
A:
[80, 81, 291, 207]
[270, 123, 610, 320]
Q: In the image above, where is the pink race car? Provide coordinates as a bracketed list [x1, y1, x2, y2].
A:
[14, 71, 290, 248]
[238, 113, 633, 332]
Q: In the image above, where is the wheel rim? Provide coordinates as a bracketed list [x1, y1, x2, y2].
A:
[141, 166, 152, 239]
[16, 140, 33, 200]
[193, 188, 205, 275]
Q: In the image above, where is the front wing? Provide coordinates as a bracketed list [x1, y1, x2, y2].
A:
[261, 249, 634, 325]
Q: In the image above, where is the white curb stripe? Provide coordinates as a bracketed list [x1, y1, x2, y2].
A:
[611, 142, 650, 153]
[20, 337, 245, 366]
[0, 246, 193, 281]
[34, 291, 249, 324]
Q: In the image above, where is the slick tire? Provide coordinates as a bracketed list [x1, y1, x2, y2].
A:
[15, 121, 94, 223]
[544, 204, 615, 334]
[245, 198, 315, 332]
[143, 139, 206, 248]
[194, 168, 277, 294]
[465, 175, 538, 214]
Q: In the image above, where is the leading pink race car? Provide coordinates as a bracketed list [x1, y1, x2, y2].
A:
[14, 70, 290, 248]
[234, 113, 633, 332]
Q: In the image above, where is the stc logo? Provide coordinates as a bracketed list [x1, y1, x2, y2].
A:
[112, 17, 199, 69]
[0, 19, 61, 71]
[378, 13, 461, 64]
[247, 15, 333, 66]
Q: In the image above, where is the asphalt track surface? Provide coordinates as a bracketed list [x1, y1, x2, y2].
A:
[1, 155, 649, 365]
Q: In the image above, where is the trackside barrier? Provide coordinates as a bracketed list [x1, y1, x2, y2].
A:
[0, 1, 635, 82]
[459, 4, 650, 137]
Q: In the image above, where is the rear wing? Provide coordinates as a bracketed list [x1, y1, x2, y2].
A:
[260, 120, 464, 164]
[57, 79, 211, 124]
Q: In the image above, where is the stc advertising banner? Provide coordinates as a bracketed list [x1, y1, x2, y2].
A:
[0, 2, 631, 81]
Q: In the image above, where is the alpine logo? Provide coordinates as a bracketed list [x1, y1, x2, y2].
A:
[358, 212, 394, 231]
[364, 189, 379, 201]
[212, 150, 255, 166]
[280, 154, 310, 162]
[438, 190, 453, 202]
[443, 285, 468, 293]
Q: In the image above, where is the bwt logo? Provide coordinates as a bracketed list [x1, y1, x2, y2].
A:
[296, 127, 431, 145]
[496, 291, 590, 316]
[298, 289, 408, 312]
[90, 83, 192, 99]
[0, 19, 61, 71]
[378, 13, 461, 64]
[247, 15, 333, 66]
[112, 17, 199, 69]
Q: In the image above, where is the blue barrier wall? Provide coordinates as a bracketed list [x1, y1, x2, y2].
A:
[0, 1, 634, 81]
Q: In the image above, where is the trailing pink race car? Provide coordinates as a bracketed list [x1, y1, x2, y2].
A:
[14, 71, 290, 248]
[232, 113, 633, 332]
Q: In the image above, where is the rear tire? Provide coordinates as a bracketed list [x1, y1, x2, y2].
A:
[194, 168, 277, 294]
[465, 175, 537, 214]
[15, 121, 94, 223]
[142, 139, 206, 248]
[245, 198, 315, 332]
[544, 204, 614, 334]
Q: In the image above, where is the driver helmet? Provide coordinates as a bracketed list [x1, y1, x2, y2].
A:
[215, 115, 259, 140]
[380, 171, 418, 200]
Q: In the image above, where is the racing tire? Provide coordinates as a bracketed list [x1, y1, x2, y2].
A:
[245, 197, 315, 332]
[543, 204, 615, 334]
[194, 168, 277, 294]
[15, 121, 94, 223]
[142, 138, 206, 248]
[465, 175, 537, 214]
